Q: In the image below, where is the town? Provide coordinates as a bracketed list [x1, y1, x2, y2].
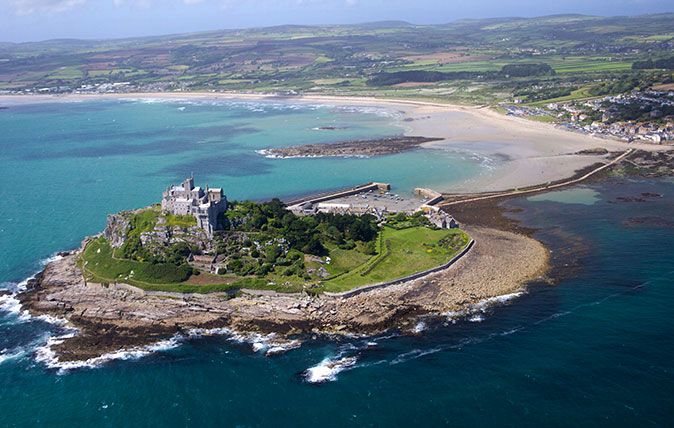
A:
[504, 89, 674, 144]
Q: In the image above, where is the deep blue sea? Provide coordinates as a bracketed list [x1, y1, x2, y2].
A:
[1, 99, 673, 427]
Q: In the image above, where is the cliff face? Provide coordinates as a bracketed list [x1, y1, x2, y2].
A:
[104, 213, 131, 248]
[104, 209, 213, 255]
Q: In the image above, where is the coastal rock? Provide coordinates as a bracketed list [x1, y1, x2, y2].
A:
[612, 150, 674, 178]
[260, 136, 444, 158]
[104, 213, 131, 248]
[18, 224, 549, 364]
[623, 216, 674, 228]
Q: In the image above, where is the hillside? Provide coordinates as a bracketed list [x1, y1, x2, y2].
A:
[0, 13, 673, 104]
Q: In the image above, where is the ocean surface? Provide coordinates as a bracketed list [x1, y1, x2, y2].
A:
[1, 99, 673, 427]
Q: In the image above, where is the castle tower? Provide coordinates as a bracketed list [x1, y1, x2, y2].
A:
[183, 176, 194, 191]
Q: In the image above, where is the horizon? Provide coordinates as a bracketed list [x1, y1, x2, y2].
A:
[1, 0, 673, 43]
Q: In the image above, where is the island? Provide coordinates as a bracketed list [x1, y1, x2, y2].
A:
[90, 177, 469, 294]
[257, 136, 444, 158]
[18, 175, 547, 363]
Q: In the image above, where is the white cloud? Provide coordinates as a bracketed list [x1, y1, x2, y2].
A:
[4, 0, 87, 14]
[4, 0, 359, 15]
[219, 0, 358, 9]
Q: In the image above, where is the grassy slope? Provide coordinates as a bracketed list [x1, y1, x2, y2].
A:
[81, 237, 283, 293]
[3, 13, 672, 104]
[80, 227, 470, 294]
[324, 227, 470, 292]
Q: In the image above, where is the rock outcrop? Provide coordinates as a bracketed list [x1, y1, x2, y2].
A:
[104, 213, 130, 248]
[259, 136, 443, 158]
[18, 226, 549, 363]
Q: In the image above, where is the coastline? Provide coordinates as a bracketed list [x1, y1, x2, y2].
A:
[17, 219, 548, 363]
[4, 91, 668, 366]
[2, 91, 670, 193]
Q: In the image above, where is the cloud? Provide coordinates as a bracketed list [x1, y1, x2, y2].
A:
[4, 0, 86, 14]
[218, 0, 358, 10]
[4, 0, 206, 13]
[4, 0, 359, 14]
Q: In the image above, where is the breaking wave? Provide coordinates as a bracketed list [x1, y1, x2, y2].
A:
[188, 327, 302, 356]
[445, 291, 524, 323]
[303, 355, 358, 384]
[35, 333, 182, 375]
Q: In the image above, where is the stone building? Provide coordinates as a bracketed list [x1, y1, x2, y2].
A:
[425, 209, 459, 229]
[161, 175, 227, 237]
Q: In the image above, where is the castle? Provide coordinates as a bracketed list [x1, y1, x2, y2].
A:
[161, 176, 227, 237]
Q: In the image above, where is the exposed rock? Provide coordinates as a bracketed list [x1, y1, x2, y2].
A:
[141, 225, 212, 255]
[104, 213, 131, 248]
[612, 150, 674, 178]
[575, 148, 610, 155]
[259, 136, 443, 158]
[18, 225, 548, 363]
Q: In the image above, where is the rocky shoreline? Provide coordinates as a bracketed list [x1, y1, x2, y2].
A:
[17, 147, 674, 365]
[258, 136, 443, 158]
[610, 149, 674, 177]
[17, 222, 548, 363]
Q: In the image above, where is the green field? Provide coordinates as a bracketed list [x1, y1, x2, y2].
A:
[324, 226, 470, 292]
[81, 237, 292, 293]
[525, 86, 599, 107]
[80, 226, 470, 294]
[2, 13, 672, 104]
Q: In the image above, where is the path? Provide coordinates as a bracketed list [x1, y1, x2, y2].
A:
[440, 149, 634, 207]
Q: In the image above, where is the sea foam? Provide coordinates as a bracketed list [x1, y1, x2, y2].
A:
[35, 333, 182, 374]
[304, 356, 358, 384]
[444, 291, 524, 323]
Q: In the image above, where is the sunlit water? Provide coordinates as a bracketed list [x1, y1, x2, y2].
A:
[1, 100, 673, 427]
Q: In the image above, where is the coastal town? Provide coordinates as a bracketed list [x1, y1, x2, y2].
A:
[505, 89, 674, 144]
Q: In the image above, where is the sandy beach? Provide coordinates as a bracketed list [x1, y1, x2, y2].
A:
[1, 91, 669, 192]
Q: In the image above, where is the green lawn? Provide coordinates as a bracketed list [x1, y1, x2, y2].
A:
[164, 213, 197, 228]
[324, 227, 470, 292]
[81, 237, 293, 293]
[80, 226, 470, 294]
[322, 243, 373, 278]
[81, 237, 192, 286]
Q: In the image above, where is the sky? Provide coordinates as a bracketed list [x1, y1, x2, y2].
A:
[0, 0, 672, 42]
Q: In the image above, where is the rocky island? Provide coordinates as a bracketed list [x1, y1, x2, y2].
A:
[258, 136, 444, 158]
[16, 175, 548, 363]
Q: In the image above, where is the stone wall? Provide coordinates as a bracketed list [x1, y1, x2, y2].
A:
[324, 239, 475, 298]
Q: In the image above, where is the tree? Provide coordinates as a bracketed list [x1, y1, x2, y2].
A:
[302, 236, 327, 256]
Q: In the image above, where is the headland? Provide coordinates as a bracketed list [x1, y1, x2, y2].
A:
[16, 173, 549, 363]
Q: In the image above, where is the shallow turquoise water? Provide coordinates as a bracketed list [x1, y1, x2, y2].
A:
[1, 101, 674, 427]
[0, 99, 482, 283]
